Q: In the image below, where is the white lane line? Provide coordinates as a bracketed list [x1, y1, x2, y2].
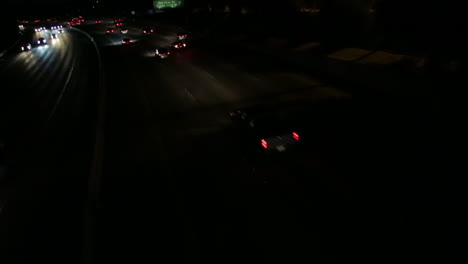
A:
[185, 88, 197, 102]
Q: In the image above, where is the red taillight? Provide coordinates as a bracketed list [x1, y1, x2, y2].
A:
[292, 132, 300, 141]
[167, 52, 170, 55]
[261, 139, 268, 149]
[183, 44, 186, 47]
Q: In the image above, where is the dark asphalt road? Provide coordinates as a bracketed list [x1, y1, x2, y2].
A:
[84, 19, 464, 263]
[77, 20, 354, 264]
[1, 18, 463, 264]
[0, 25, 101, 263]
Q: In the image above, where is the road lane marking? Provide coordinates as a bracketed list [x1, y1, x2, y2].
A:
[184, 88, 197, 102]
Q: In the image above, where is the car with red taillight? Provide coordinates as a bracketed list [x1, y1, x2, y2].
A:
[177, 32, 188, 40]
[122, 38, 132, 45]
[143, 28, 155, 34]
[230, 108, 302, 154]
[172, 41, 187, 50]
[155, 48, 170, 58]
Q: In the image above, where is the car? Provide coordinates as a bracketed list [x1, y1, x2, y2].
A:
[115, 22, 123, 27]
[20, 43, 32, 52]
[106, 28, 115, 34]
[122, 38, 132, 45]
[120, 28, 128, 34]
[96, 20, 102, 24]
[114, 18, 122, 23]
[155, 48, 170, 58]
[37, 37, 46, 45]
[229, 106, 305, 156]
[143, 28, 154, 34]
[51, 33, 58, 39]
[172, 41, 187, 50]
[231, 98, 352, 157]
[57, 29, 64, 34]
[34, 27, 42, 32]
[177, 32, 188, 40]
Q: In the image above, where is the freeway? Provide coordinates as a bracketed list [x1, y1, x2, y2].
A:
[0, 25, 101, 263]
[0, 16, 463, 264]
[87, 18, 464, 263]
[76, 19, 353, 263]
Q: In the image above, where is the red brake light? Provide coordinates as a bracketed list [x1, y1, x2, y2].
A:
[167, 52, 170, 55]
[261, 139, 268, 149]
[292, 132, 300, 141]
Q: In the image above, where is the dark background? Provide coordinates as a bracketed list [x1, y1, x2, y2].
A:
[1, 1, 465, 263]
[4, 0, 466, 61]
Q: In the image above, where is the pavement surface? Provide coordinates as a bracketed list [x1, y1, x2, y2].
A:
[80, 19, 353, 264]
[0, 17, 464, 264]
[0, 24, 101, 264]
